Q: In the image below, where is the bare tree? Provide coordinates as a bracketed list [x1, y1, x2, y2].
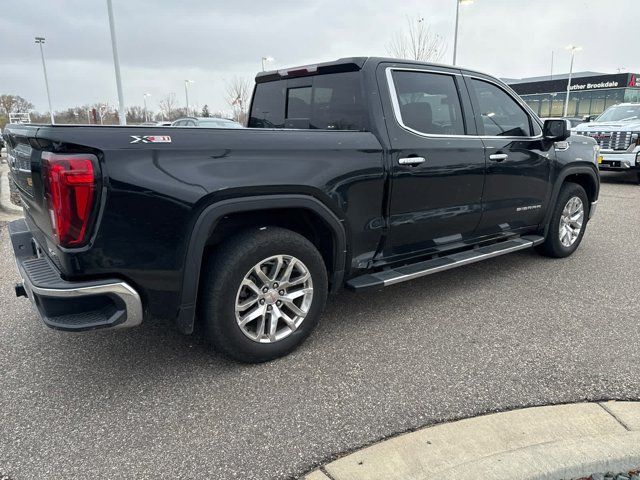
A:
[158, 93, 178, 121]
[0, 94, 34, 115]
[225, 76, 252, 125]
[387, 16, 447, 63]
[0, 94, 34, 128]
[126, 106, 147, 124]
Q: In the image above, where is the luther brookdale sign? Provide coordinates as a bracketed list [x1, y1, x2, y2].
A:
[569, 80, 619, 91]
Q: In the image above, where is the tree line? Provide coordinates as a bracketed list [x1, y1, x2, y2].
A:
[0, 95, 236, 129]
[0, 76, 253, 129]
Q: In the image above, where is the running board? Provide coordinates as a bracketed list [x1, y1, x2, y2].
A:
[346, 235, 544, 291]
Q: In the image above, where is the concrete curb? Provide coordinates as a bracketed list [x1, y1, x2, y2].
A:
[0, 165, 23, 215]
[304, 402, 640, 480]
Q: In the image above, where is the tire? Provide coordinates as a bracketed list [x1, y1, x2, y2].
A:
[536, 182, 589, 258]
[201, 227, 328, 363]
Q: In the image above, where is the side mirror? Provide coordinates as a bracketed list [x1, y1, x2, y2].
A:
[583, 115, 594, 123]
[543, 119, 571, 142]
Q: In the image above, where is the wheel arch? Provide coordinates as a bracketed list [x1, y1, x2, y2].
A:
[542, 164, 599, 236]
[176, 195, 347, 334]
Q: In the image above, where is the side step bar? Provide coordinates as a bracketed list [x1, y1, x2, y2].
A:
[346, 235, 544, 291]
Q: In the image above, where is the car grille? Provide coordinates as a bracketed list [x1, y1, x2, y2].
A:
[575, 131, 634, 150]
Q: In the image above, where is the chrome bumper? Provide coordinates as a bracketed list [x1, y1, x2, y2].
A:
[9, 218, 143, 331]
[599, 152, 639, 170]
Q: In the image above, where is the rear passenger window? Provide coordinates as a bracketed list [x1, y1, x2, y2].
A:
[391, 70, 465, 135]
[471, 79, 532, 137]
[249, 71, 368, 131]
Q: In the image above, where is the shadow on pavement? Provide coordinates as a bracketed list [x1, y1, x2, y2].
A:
[599, 170, 639, 186]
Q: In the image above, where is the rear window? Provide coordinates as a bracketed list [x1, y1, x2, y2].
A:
[248, 71, 368, 131]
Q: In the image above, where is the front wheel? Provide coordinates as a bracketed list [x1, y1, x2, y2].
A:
[201, 227, 328, 363]
[536, 182, 589, 258]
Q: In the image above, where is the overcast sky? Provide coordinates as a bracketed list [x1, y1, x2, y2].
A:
[1, 0, 636, 116]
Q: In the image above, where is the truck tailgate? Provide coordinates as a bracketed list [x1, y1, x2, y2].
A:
[4, 124, 103, 275]
[5, 125, 57, 248]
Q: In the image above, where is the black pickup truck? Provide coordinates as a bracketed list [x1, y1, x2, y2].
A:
[5, 57, 600, 362]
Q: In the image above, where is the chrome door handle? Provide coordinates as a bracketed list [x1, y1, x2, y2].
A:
[398, 157, 426, 166]
[489, 153, 508, 162]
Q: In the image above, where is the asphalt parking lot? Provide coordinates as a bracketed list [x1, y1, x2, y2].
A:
[1, 172, 639, 480]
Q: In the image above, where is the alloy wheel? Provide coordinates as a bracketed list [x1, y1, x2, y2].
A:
[558, 196, 584, 247]
[234, 255, 314, 343]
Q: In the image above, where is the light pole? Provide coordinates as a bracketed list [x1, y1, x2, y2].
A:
[184, 80, 194, 116]
[143, 93, 151, 122]
[261, 56, 274, 71]
[563, 45, 582, 117]
[34, 37, 54, 124]
[106, 0, 126, 125]
[453, 0, 474, 65]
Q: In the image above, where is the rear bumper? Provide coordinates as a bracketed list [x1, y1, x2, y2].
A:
[9, 218, 143, 331]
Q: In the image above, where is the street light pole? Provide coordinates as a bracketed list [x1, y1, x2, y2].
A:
[453, 0, 474, 65]
[106, 0, 126, 125]
[34, 37, 54, 124]
[143, 93, 151, 122]
[184, 80, 194, 116]
[563, 45, 582, 117]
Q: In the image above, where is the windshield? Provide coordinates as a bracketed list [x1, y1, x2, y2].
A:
[596, 105, 640, 122]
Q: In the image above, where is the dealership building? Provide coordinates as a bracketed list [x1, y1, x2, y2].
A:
[506, 72, 640, 118]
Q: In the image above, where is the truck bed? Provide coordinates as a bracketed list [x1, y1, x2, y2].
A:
[4, 123, 386, 320]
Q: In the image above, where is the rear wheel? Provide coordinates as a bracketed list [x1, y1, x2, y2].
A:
[201, 227, 328, 363]
[536, 182, 589, 258]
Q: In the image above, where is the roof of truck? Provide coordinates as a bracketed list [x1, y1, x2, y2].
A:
[255, 56, 499, 84]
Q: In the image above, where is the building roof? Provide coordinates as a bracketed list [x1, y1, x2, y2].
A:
[505, 71, 607, 84]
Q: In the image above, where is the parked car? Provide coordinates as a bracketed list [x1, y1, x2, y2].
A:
[156, 121, 173, 126]
[171, 117, 243, 128]
[573, 103, 640, 184]
[5, 57, 600, 363]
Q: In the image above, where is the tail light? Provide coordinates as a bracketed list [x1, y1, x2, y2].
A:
[41, 152, 98, 247]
